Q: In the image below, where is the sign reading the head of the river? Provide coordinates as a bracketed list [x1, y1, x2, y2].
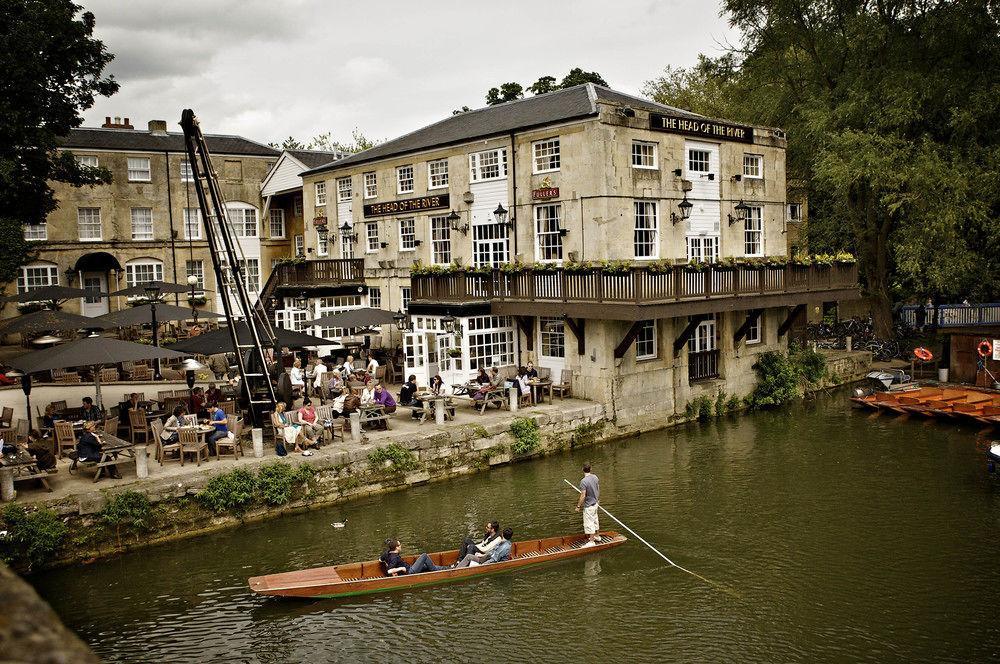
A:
[363, 194, 450, 218]
[649, 113, 754, 144]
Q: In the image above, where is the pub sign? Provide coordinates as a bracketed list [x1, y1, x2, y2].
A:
[363, 194, 450, 218]
[649, 112, 754, 144]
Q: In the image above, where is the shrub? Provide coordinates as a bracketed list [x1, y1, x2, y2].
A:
[257, 462, 314, 506]
[714, 391, 728, 417]
[198, 468, 259, 515]
[725, 394, 742, 413]
[746, 351, 800, 410]
[368, 444, 419, 473]
[100, 491, 152, 547]
[0, 505, 67, 571]
[510, 417, 540, 456]
[791, 345, 828, 383]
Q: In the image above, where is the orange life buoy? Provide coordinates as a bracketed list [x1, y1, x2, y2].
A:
[978, 340, 992, 358]
[914, 347, 933, 362]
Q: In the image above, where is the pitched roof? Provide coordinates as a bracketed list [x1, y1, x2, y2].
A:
[287, 148, 351, 168]
[302, 84, 707, 175]
[58, 127, 279, 157]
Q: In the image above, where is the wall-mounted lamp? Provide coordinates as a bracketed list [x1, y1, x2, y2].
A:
[447, 210, 468, 235]
[670, 195, 694, 225]
[493, 203, 512, 228]
[441, 314, 457, 334]
[293, 292, 308, 310]
[380, 241, 389, 248]
[338, 221, 357, 243]
[728, 200, 750, 226]
[672, 168, 683, 177]
[558, 228, 569, 237]
[63, 268, 76, 286]
[731, 174, 742, 182]
[393, 310, 412, 332]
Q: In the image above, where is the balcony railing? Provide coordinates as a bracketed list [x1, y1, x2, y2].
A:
[689, 349, 720, 382]
[411, 263, 858, 307]
[899, 303, 1000, 328]
[270, 258, 365, 287]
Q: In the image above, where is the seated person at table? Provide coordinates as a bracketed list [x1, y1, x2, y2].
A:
[454, 528, 513, 568]
[326, 370, 344, 398]
[399, 375, 418, 406]
[161, 405, 187, 444]
[366, 355, 379, 376]
[272, 402, 309, 454]
[372, 384, 397, 414]
[42, 404, 58, 429]
[297, 399, 325, 444]
[525, 361, 539, 379]
[455, 520, 501, 561]
[119, 393, 142, 414]
[290, 359, 305, 391]
[341, 355, 356, 376]
[473, 367, 502, 401]
[206, 405, 228, 455]
[80, 396, 103, 422]
[205, 383, 224, 407]
[330, 392, 360, 418]
[360, 379, 376, 405]
[76, 421, 121, 478]
[515, 367, 531, 398]
[429, 374, 445, 395]
[380, 538, 445, 576]
[189, 387, 208, 419]
[474, 367, 490, 385]
[24, 430, 56, 471]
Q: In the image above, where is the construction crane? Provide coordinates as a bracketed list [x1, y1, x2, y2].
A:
[179, 109, 277, 426]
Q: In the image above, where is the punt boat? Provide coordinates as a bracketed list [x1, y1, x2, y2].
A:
[248, 531, 626, 599]
[851, 385, 1000, 424]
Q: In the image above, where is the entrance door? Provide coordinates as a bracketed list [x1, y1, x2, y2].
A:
[80, 272, 108, 316]
[403, 332, 427, 385]
[436, 333, 464, 388]
[537, 317, 567, 379]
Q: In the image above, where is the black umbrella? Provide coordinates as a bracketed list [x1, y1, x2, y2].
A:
[0, 310, 112, 336]
[0, 285, 99, 303]
[109, 280, 211, 297]
[9, 335, 190, 409]
[99, 303, 224, 326]
[165, 323, 336, 354]
[305, 307, 397, 329]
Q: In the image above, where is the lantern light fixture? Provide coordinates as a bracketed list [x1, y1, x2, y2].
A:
[671, 194, 694, 225]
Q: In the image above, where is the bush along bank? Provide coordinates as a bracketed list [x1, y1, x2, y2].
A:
[2, 403, 608, 572]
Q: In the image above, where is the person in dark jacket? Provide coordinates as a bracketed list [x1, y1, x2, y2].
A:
[76, 421, 121, 479]
[399, 375, 418, 406]
[380, 538, 445, 576]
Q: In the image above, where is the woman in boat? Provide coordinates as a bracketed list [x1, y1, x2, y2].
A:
[380, 538, 446, 575]
[453, 528, 513, 568]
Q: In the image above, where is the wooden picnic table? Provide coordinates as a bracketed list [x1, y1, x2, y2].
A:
[73, 433, 137, 483]
[413, 393, 456, 424]
[358, 404, 389, 430]
[0, 447, 52, 493]
[527, 379, 553, 405]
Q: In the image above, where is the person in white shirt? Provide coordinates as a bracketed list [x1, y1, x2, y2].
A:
[312, 359, 328, 395]
[515, 366, 531, 397]
[360, 379, 376, 405]
[341, 355, 355, 376]
[290, 359, 305, 389]
[366, 356, 379, 375]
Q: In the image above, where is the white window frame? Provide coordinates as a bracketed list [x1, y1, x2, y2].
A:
[534, 203, 563, 263]
[428, 159, 449, 189]
[183, 208, 202, 240]
[472, 223, 510, 268]
[125, 259, 164, 288]
[226, 204, 258, 237]
[130, 207, 154, 241]
[745, 316, 762, 345]
[631, 141, 658, 169]
[430, 215, 452, 265]
[294, 234, 305, 257]
[337, 177, 352, 202]
[340, 227, 355, 259]
[400, 286, 412, 312]
[77, 207, 102, 241]
[76, 155, 98, 168]
[293, 196, 303, 217]
[185, 260, 205, 293]
[17, 262, 59, 294]
[469, 148, 508, 182]
[633, 201, 659, 259]
[180, 160, 194, 182]
[368, 287, 382, 309]
[467, 315, 516, 368]
[24, 221, 46, 241]
[396, 165, 414, 194]
[269, 208, 286, 239]
[317, 230, 329, 257]
[539, 317, 566, 359]
[788, 203, 802, 221]
[365, 222, 380, 253]
[127, 157, 151, 182]
[363, 172, 377, 199]
[687, 149, 711, 173]
[744, 205, 764, 257]
[237, 258, 260, 294]
[686, 235, 719, 263]
[398, 217, 416, 251]
[532, 138, 560, 174]
[743, 154, 763, 179]
[314, 181, 327, 206]
[636, 320, 657, 360]
[688, 316, 717, 353]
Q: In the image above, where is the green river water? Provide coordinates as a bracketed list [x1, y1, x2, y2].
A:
[33, 393, 1000, 663]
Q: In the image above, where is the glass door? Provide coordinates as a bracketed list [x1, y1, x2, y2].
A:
[81, 272, 108, 316]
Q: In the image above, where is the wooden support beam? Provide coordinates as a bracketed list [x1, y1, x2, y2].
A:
[733, 309, 764, 345]
[614, 321, 645, 359]
[673, 314, 710, 356]
[515, 316, 535, 352]
[563, 317, 586, 355]
[777, 304, 806, 338]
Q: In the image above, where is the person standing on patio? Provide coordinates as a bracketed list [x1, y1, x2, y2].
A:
[312, 359, 328, 398]
[575, 462, 600, 547]
[208, 353, 229, 380]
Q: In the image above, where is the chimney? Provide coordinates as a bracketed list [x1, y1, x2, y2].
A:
[148, 120, 168, 135]
[101, 116, 134, 130]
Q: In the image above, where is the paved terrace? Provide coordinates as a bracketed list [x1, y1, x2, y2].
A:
[7, 389, 602, 507]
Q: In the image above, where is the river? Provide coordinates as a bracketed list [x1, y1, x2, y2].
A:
[33, 393, 1000, 663]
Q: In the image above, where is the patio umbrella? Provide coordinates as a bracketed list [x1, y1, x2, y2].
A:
[0, 285, 98, 304]
[109, 280, 211, 297]
[304, 307, 397, 329]
[8, 335, 190, 410]
[99, 303, 224, 326]
[165, 324, 336, 354]
[0, 310, 112, 336]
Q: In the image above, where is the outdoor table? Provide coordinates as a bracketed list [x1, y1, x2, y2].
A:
[88, 433, 136, 483]
[0, 447, 52, 493]
[450, 382, 480, 397]
[358, 404, 388, 430]
[413, 393, 455, 424]
[527, 380, 553, 405]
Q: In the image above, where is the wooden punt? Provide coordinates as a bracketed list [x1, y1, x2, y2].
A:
[853, 385, 1000, 425]
[248, 531, 626, 599]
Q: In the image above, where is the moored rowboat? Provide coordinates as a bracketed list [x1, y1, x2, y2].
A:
[248, 531, 626, 599]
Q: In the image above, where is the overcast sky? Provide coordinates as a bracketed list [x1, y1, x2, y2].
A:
[79, 0, 737, 145]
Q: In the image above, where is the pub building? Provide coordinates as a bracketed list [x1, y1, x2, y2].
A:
[278, 83, 857, 428]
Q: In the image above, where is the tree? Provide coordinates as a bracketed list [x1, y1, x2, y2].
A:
[645, 1, 1000, 335]
[528, 75, 558, 95]
[559, 67, 608, 88]
[641, 54, 744, 121]
[270, 130, 382, 154]
[452, 106, 472, 115]
[0, 0, 117, 283]
[486, 82, 524, 106]
[268, 136, 305, 149]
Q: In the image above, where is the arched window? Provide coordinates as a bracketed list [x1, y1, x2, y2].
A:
[124, 258, 164, 288]
[226, 201, 258, 237]
[17, 261, 59, 294]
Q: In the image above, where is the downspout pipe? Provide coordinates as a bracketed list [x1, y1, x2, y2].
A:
[165, 150, 179, 305]
[509, 131, 518, 259]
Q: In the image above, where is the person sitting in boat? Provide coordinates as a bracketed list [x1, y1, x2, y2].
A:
[454, 528, 513, 567]
[380, 538, 445, 576]
[455, 520, 501, 561]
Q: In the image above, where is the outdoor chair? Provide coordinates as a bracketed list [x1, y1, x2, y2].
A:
[156, 390, 174, 402]
[14, 418, 29, 442]
[374, 366, 387, 384]
[314, 404, 343, 443]
[477, 386, 508, 414]
[0, 407, 12, 428]
[128, 409, 151, 446]
[50, 400, 68, 413]
[552, 369, 573, 399]
[216, 417, 244, 460]
[178, 428, 209, 466]
[537, 367, 551, 381]
[151, 418, 179, 465]
[518, 389, 533, 408]
[219, 400, 236, 416]
[135, 393, 146, 402]
[54, 421, 77, 459]
[100, 367, 119, 383]
[59, 373, 82, 383]
[101, 416, 119, 437]
[130, 365, 152, 381]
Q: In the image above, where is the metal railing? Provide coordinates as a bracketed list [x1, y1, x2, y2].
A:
[689, 349, 720, 382]
[899, 303, 1000, 328]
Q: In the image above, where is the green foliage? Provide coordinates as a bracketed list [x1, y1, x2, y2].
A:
[725, 394, 742, 413]
[368, 444, 419, 473]
[99, 491, 152, 534]
[571, 421, 605, 445]
[257, 462, 315, 506]
[269, 129, 381, 154]
[198, 468, 258, 515]
[479, 69, 609, 109]
[486, 82, 524, 105]
[790, 345, 828, 384]
[509, 417, 540, 456]
[746, 351, 802, 410]
[714, 391, 728, 417]
[0, 505, 67, 571]
[684, 396, 714, 422]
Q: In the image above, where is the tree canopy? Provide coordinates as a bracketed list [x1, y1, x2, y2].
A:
[643, 1, 1000, 333]
[484, 68, 609, 106]
[269, 129, 381, 153]
[0, 0, 117, 283]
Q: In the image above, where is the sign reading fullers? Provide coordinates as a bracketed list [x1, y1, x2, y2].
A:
[363, 194, 450, 218]
[649, 113, 754, 144]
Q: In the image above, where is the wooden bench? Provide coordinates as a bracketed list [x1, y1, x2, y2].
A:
[476, 387, 508, 414]
[69, 433, 136, 482]
[359, 406, 389, 430]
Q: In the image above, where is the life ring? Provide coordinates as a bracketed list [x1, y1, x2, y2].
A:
[978, 340, 992, 358]
[913, 347, 933, 362]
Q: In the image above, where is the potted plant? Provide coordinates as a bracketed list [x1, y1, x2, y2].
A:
[834, 251, 857, 264]
[564, 260, 596, 273]
[187, 294, 207, 306]
[447, 347, 463, 358]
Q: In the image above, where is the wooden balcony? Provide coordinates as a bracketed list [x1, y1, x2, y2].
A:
[258, 259, 366, 312]
[411, 263, 860, 321]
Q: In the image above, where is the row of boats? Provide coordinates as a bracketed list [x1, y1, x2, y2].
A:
[850, 385, 1000, 426]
